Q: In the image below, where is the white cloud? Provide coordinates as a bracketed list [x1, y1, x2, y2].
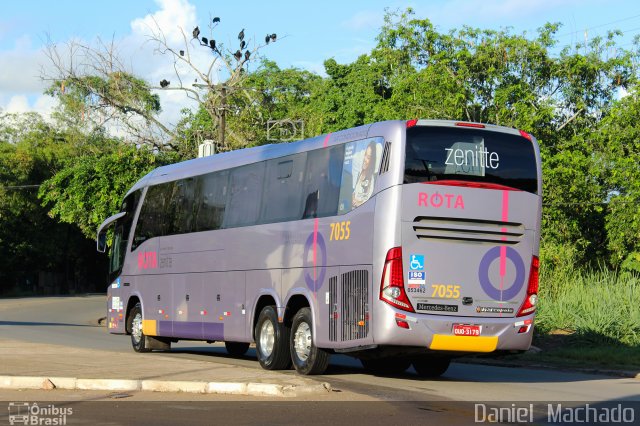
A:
[5, 95, 29, 113]
[131, 0, 197, 46]
[0, 37, 50, 97]
[125, 0, 222, 127]
[0, 0, 220, 132]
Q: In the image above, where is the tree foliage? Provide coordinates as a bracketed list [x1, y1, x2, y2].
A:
[3, 7, 638, 298]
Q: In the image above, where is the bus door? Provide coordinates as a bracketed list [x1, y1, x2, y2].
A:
[171, 273, 204, 340]
[400, 124, 540, 320]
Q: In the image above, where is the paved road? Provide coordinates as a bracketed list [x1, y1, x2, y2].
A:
[1, 296, 638, 406]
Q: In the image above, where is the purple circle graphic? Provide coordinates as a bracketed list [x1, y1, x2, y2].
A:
[303, 232, 327, 292]
[478, 246, 525, 301]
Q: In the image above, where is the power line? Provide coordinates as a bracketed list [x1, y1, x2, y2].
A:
[556, 12, 640, 39]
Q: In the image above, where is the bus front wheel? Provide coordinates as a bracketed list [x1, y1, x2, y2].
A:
[255, 306, 291, 370]
[290, 307, 329, 375]
[128, 303, 151, 353]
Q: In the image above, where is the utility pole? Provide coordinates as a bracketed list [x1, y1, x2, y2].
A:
[193, 83, 229, 153]
[219, 86, 226, 150]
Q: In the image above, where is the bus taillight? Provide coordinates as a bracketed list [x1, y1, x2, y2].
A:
[517, 255, 539, 317]
[380, 247, 415, 313]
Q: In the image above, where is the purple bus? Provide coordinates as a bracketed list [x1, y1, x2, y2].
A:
[98, 119, 541, 376]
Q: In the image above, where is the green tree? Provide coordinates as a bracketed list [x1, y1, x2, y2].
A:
[0, 113, 104, 294]
[39, 142, 166, 239]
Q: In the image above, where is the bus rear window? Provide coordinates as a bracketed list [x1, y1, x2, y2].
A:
[404, 126, 538, 194]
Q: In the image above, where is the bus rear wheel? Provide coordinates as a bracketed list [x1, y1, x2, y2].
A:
[255, 306, 291, 370]
[225, 341, 250, 357]
[412, 356, 451, 378]
[128, 303, 151, 353]
[290, 307, 329, 375]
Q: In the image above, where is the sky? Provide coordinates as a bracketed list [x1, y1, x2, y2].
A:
[1, 0, 640, 127]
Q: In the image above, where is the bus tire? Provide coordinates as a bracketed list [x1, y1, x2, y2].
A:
[128, 303, 151, 353]
[290, 307, 329, 375]
[360, 358, 411, 375]
[412, 356, 451, 378]
[255, 306, 291, 370]
[225, 341, 250, 357]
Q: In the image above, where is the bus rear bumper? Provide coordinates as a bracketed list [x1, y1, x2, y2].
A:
[373, 310, 535, 353]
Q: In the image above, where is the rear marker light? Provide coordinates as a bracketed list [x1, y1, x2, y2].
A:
[406, 119, 418, 128]
[519, 130, 532, 141]
[455, 122, 485, 128]
[396, 319, 410, 329]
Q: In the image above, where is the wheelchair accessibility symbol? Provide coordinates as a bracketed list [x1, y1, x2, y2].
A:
[409, 254, 424, 270]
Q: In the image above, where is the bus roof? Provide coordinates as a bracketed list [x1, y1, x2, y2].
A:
[125, 119, 533, 197]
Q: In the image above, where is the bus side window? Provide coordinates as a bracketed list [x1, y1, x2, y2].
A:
[194, 170, 228, 232]
[133, 184, 170, 249]
[168, 178, 196, 235]
[224, 162, 266, 228]
[302, 145, 344, 219]
[261, 153, 306, 223]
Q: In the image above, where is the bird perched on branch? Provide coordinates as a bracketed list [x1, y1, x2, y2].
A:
[160, 79, 170, 88]
[213, 17, 220, 23]
[202, 36, 208, 45]
[245, 50, 250, 61]
[240, 40, 246, 50]
[209, 39, 216, 50]
[179, 50, 184, 56]
[238, 29, 245, 41]
[270, 33, 277, 42]
[192, 26, 200, 39]
[233, 50, 242, 60]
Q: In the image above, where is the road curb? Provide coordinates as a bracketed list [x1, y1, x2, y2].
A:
[0, 375, 332, 396]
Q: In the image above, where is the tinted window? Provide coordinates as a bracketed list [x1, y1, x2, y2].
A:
[195, 170, 228, 232]
[133, 183, 172, 248]
[302, 145, 344, 219]
[404, 126, 538, 194]
[261, 153, 306, 223]
[168, 178, 196, 234]
[109, 190, 141, 278]
[224, 162, 266, 228]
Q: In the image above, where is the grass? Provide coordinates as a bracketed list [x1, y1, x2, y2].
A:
[536, 266, 640, 346]
[503, 266, 640, 371]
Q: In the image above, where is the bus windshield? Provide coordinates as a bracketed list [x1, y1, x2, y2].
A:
[404, 126, 538, 194]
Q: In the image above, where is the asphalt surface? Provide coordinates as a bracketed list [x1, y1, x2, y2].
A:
[1, 296, 639, 425]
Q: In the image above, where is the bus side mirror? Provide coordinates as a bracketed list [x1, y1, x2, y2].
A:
[96, 211, 126, 253]
[97, 232, 107, 253]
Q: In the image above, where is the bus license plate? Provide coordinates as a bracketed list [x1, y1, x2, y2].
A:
[453, 324, 481, 336]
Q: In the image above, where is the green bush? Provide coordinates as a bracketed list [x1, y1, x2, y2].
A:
[536, 266, 640, 346]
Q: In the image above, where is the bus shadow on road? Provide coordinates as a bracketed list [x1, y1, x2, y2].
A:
[164, 346, 625, 384]
[0, 320, 97, 327]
